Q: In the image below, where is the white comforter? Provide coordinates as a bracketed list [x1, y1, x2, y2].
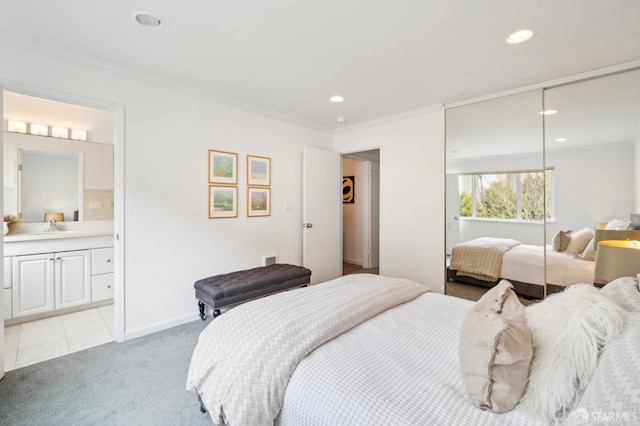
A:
[186, 274, 429, 426]
[277, 291, 544, 426]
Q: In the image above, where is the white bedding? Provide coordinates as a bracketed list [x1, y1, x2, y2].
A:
[277, 291, 544, 426]
[501, 244, 595, 287]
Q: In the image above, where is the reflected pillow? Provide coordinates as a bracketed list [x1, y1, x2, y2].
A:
[552, 230, 572, 252]
[565, 227, 594, 255]
[577, 238, 596, 261]
[604, 219, 630, 230]
[459, 280, 533, 413]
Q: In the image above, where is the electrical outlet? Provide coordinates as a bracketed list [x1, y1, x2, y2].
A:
[263, 254, 277, 266]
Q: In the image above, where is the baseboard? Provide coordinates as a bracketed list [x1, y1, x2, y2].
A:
[124, 312, 200, 341]
[343, 257, 362, 265]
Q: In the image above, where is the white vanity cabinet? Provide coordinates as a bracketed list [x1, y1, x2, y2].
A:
[12, 250, 91, 317]
[91, 247, 114, 302]
[4, 232, 114, 321]
[4, 257, 12, 319]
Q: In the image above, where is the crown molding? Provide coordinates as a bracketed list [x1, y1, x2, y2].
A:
[0, 32, 333, 134]
[334, 103, 444, 135]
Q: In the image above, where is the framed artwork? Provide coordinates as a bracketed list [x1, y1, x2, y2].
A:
[209, 185, 238, 219]
[209, 150, 238, 185]
[247, 155, 271, 186]
[343, 176, 355, 203]
[247, 187, 271, 217]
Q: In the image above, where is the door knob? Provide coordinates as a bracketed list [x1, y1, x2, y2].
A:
[304, 223, 313, 228]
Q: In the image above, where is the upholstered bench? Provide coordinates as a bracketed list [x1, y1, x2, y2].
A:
[194, 263, 312, 320]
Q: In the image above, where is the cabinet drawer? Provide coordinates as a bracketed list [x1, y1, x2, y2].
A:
[4, 257, 11, 289]
[92, 273, 114, 302]
[92, 247, 114, 275]
[3, 288, 11, 319]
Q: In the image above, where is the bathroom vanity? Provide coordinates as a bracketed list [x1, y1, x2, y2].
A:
[3, 228, 114, 323]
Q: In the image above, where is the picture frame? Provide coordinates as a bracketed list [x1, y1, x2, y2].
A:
[247, 155, 271, 186]
[247, 187, 271, 217]
[209, 185, 238, 219]
[343, 176, 355, 203]
[209, 150, 238, 185]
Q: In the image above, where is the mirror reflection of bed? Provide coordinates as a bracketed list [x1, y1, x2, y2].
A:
[445, 68, 640, 301]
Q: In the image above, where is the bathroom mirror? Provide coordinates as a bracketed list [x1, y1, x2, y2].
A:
[543, 68, 640, 293]
[3, 132, 114, 223]
[445, 89, 545, 298]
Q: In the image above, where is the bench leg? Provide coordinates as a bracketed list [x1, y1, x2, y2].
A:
[198, 301, 206, 321]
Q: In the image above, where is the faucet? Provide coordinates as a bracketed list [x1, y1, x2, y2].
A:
[45, 219, 59, 232]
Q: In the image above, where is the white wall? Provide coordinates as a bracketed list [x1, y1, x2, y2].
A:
[635, 139, 640, 213]
[335, 108, 445, 293]
[0, 39, 334, 338]
[546, 143, 634, 240]
[342, 157, 363, 265]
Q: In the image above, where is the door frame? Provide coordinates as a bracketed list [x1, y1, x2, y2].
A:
[1, 80, 126, 342]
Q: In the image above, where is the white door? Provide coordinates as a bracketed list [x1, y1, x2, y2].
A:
[1, 86, 4, 380]
[303, 146, 342, 284]
[362, 161, 380, 268]
[55, 250, 91, 309]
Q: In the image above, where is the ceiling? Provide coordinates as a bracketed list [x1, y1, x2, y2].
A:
[1, 1, 640, 130]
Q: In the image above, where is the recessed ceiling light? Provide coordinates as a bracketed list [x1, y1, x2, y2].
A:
[336, 116, 347, 124]
[450, 150, 459, 154]
[133, 12, 165, 29]
[330, 95, 345, 103]
[555, 137, 568, 142]
[506, 29, 533, 44]
[538, 109, 558, 116]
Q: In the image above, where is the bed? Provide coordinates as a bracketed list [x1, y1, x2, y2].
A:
[186, 273, 640, 425]
[447, 237, 595, 297]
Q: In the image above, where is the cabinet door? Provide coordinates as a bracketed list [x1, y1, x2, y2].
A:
[55, 250, 91, 309]
[3, 288, 11, 319]
[91, 247, 114, 275]
[4, 257, 11, 289]
[92, 273, 114, 302]
[12, 253, 55, 317]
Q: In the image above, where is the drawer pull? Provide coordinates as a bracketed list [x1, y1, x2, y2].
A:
[107, 285, 112, 289]
[106, 259, 112, 263]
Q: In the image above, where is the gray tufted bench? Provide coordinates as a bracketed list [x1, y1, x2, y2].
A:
[194, 263, 312, 320]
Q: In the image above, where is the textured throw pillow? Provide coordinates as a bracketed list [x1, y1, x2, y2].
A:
[571, 314, 640, 422]
[552, 231, 572, 252]
[459, 280, 533, 413]
[565, 227, 595, 255]
[519, 285, 626, 422]
[605, 219, 630, 230]
[578, 238, 596, 261]
[600, 275, 640, 313]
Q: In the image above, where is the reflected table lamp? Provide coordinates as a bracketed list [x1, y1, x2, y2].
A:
[44, 212, 64, 222]
[593, 240, 640, 287]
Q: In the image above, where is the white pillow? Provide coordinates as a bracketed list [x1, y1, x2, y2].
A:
[600, 276, 640, 313]
[577, 238, 596, 261]
[519, 284, 626, 422]
[604, 219, 630, 230]
[565, 227, 594, 255]
[459, 280, 533, 413]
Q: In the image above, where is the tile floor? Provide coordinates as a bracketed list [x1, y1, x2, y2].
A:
[4, 304, 114, 372]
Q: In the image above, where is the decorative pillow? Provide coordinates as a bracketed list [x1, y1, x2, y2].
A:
[565, 227, 594, 255]
[459, 280, 533, 413]
[519, 284, 626, 422]
[552, 230, 572, 252]
[571, 314, 640, 422]
[600, 275, 640, 313]
[604, 219, 630, 230]
[577, 238, 596, 261]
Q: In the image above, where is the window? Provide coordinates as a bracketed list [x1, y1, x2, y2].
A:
[458, 170, 553, 222]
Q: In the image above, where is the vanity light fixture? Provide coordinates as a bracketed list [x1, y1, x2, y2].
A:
[29, 123, 49, 136]
[133, 12, 165, 29]
[330, 95, 345, 103]
[506, 29, 533, 45]
[7, 120, 27, 133]
[51, 126, 69, 139]
[538, 109, 558, 116]
[70, 129, 87, 141]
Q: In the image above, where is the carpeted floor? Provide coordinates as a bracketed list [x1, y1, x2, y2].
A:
[0, 319, 212, 426]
